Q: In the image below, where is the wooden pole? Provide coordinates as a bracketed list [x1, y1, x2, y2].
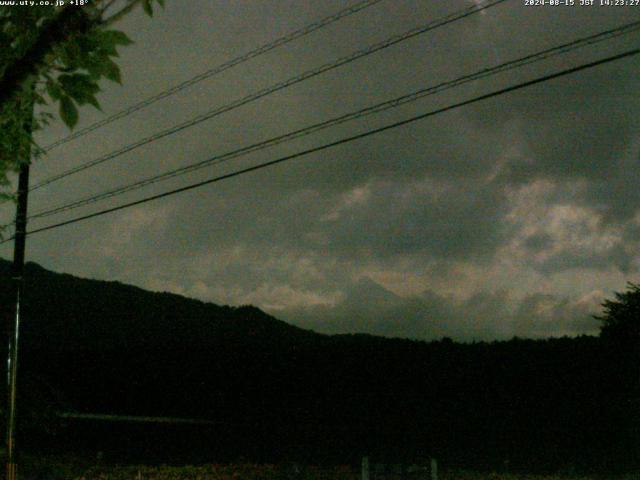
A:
[6, 84, 33, 480]
[6, 161, 30, 480]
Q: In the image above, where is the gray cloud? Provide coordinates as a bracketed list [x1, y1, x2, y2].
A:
[2, 0, 639, 341]
[278, 277, 602, 341]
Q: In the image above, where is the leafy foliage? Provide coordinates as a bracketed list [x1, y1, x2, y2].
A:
[14, 459, 634, 480]
[595, 282, 640, 344]
[21, 461, 359, 480]
[0, 0, 165, 197]
[42, 18, 135, 129]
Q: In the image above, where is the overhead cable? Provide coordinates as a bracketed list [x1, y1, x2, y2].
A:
[41, 0, 387, 152]
[30, 0, 508, 191]
[26, 19, 640, 221]
[3, 47, 636, 243]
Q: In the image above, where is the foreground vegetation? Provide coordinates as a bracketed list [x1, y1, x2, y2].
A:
[15, 458, 640, 480]
[22, 460, 358, 480]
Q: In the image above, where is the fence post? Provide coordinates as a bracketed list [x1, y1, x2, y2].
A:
[430, 458, 437, 480]
[362, 456, 370, 480]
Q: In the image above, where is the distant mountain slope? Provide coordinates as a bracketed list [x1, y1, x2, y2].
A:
[0, 258, 318, 352]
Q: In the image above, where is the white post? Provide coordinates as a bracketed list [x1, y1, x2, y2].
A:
[362, 456, 370, 480]
[430, 458, 437, 480]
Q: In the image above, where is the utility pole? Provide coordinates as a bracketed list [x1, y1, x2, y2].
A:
[6, 164, 29, 480]
[6, 98, 33, 480]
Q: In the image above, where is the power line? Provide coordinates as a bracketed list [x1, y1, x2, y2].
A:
[41, 0, 387, 152]
[33, 0, 505, 189]
[3, 47, 636, 244]
[30, 0, 508, 191]
[57, 411, 371, 429]
[25, 19, 640, 222]
[58, 412, 217, 425]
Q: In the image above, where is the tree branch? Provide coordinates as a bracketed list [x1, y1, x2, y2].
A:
[102, 0, 143, 26]
[100, 0, 120, 13]
[0, 6, 100, 109]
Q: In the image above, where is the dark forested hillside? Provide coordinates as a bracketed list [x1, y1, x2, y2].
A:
[0, 259, 316, 351]
[0, 259, 638, 473]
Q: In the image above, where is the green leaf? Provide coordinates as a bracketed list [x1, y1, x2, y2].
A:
[85, 59, 103, 80]
[156, 0, 165, 7]
[97, 40, 118, 57]
[59, 96, 78, 129]
[33, 90, 47, 105]
[101, 58, 122, 84]
[59, 41, 82, 69]
[58, 73, 100, 103]
[142, 0, 153, 16]
[78, 29, 102, 56]
[0, 192, 15, 203]
[86, 94, 101, 110]
[84, 50, 110, 80]
[100, 29, 133, 46]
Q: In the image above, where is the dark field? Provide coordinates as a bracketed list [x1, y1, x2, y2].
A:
[16, 458, 639, 480]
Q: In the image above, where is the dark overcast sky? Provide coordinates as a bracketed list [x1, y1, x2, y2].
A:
[2, 0, 639, 341]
